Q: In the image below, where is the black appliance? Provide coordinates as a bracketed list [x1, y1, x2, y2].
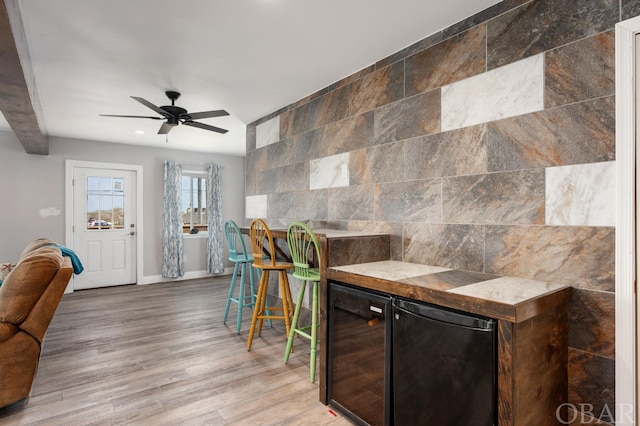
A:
[392, 297, 497, 425]
[328, 282, 392, 426]
[327, 281, 497, 426]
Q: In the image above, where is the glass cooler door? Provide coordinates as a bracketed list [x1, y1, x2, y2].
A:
[328, 282, 391, 426]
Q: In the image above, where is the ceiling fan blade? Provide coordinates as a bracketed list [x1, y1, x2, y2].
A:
[158, 122, 174, 135]
[183, 120, 228, 134]
[182, 109, 229, 120]
[99, 114, 162, 120]
[131, 96, 170, 116]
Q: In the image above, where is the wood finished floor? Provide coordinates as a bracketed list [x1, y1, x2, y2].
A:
[0, 277, 354, 426]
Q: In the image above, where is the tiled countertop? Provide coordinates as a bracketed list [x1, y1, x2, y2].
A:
[327, 260, 571, 323]
[312, 228, 389, 238]
[243, 227, 388, 239]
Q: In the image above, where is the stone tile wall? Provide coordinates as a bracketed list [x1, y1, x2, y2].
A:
[246, 0, 635, 421]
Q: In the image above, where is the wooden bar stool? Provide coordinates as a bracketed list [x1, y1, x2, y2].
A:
[284, 222, 321, 382]
[246, 218, 294, 351]
[223, 220, 257, 334]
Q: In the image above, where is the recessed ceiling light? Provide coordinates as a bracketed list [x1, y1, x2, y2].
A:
[134, 130, 144, 134]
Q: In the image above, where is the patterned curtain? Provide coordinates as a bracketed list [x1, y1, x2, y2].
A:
[206, 163, 224, 274]
[162, 161, 184, 278]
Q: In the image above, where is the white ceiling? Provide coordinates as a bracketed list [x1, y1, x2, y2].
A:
[4, 0, 501, 156]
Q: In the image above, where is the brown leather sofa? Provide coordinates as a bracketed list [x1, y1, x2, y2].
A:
[0, 238, 73, 412]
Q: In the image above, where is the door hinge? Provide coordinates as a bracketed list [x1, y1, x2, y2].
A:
[635, 279, 637, 294]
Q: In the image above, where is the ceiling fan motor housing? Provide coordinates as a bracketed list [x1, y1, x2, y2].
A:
[161, 105, 188, 123]
[166, 115, 179, 126]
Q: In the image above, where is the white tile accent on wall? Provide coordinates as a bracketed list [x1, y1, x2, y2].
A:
[256, 116, 280, 149]
[310, 153, 350, 190]
[245, 194, 268, 219]
[441, 54, 544, 131]
[546, 161, 615, 227]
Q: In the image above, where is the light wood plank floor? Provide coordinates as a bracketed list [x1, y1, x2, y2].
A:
[1, 277, 354, 426]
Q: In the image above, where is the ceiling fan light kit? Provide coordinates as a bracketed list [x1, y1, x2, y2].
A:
[100, 91, 229, 135]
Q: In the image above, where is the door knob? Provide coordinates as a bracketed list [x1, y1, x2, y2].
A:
[130, 231, 135, 236]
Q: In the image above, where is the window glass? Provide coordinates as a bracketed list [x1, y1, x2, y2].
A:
[86, 176, 125, 230]
[181, 174, 208, 234]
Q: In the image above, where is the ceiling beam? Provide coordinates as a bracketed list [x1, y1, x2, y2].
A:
[0, 0, 48, 155]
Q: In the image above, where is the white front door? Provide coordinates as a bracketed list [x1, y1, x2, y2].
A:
[72, 166, 137, 290]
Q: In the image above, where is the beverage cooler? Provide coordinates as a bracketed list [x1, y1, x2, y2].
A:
[328, 281, 497, 426]
[392, 297, 496, 425]
[328, 282, 391, 426]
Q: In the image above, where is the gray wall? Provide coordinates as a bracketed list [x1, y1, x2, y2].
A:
[244, 0, 633, 422]
[0, 131, 245, 279]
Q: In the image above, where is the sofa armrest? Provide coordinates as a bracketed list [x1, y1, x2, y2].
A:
[20, 257, 72, 342]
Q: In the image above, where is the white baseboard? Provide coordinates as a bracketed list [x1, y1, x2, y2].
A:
[138, 267, 233, 285]
[64, 267, 233, 293]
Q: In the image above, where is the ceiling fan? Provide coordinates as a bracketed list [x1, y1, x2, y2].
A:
[100, 91, 229, 134]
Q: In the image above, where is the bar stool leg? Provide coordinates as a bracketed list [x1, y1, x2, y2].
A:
[284, 280, 307, 363]
[283, 273, 294, 319]
[249, 263, 257, 305]
[257, 270, 271, 338]
[223, 261, 240, 325]
[252, 267, 272, 327]
[279, 270, 293, 337]
[247, 269, 267, 351]
[310, 280, 319, 383]
[235, 262, 247, 334]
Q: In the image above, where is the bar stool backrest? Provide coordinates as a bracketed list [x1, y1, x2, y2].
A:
[225, 220, 251, 262]
[249, 218, 277, 268]
[287, 222, 321, 281]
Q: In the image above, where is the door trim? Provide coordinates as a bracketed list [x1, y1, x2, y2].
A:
[616, 16, 640, 425]
[65, 160, 144, 292]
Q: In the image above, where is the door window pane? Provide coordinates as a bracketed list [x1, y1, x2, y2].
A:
[86, 176, 125, 230]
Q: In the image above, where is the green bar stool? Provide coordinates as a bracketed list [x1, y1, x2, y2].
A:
[223, 220, 257, 334]
[284, 221, 322, 383]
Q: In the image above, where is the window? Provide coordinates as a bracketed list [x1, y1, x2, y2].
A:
[182, 172, 208, 234]
[85, 176, 125, 230]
